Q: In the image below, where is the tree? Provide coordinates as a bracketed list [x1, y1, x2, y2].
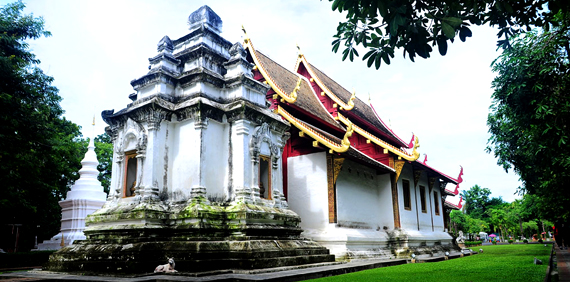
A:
[0, 1, 84, 251]
[449, 209, 467, 236]
[328, 0, 570, 69]
[94, 132, 112, 194]
[486, 12, 570, 220]
[461, 185, 504, 220]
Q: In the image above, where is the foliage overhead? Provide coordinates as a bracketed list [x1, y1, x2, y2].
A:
[0, 1, 84, 250]
[328, 0, 570, 69]
[486, 11, 570, 219]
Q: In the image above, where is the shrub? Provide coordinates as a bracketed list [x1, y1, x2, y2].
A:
[523, 239, 529, 243]
[465, 241, 483, 247]
[508, 239, 514, 244]
[538, 239, 543, 243]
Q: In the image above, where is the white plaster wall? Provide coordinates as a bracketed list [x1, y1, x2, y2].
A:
[202, 119, 229, 199]
[336, 159, 384, 230]
[433, 188, 445, 232]
[416, 172, 433, 231]
[287, 152, 328, 231]
[377, 173, 395, 230]
[398, 164, 418, 231]
[170, 119, 201, 200]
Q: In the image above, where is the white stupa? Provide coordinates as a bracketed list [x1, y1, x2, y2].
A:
[36, 119, 107, 250]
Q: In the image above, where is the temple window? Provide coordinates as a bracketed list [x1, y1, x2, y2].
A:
[403, 179, 411, 210]
[420, 185, 427, 213]
[434, 191, 440, 215]
[124, 150, 137, 197]
[259, 155, 271, 199]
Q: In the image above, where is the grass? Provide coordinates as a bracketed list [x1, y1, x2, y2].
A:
[306, 244, 551, 282]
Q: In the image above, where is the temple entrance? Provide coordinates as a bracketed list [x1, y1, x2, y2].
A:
[124, 150, 137, 197]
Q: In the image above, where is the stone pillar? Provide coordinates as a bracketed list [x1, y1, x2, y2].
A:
[190, 118, 208, 200]
[140, 118, 158, 202]
[232, 119, 253, 203]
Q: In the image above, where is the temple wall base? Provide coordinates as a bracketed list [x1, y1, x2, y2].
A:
[303, 227, 459, 262]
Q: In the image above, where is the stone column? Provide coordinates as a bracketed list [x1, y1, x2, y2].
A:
[189, 118, 208, 200]
[232, 119, 253, 203]
[140, 117, 159, 202]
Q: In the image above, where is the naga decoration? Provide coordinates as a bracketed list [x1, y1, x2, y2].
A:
[242, 25, 297, 103]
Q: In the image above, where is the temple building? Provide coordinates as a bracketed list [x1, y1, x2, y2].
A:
[46, 6, 462, 274]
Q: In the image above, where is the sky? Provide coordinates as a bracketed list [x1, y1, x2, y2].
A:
[8, 0, 522, 202]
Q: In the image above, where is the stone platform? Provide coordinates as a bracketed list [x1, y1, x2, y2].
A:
[44, 239, 334, 274]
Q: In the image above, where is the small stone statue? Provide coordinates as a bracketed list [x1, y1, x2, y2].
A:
[154, 257, 177, 273]
[259, 182, 265, 198]
[129, 181, 136, 196]
[456, 231, 465, 244]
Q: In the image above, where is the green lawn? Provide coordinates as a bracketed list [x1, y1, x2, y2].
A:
[306, 244, 551, 282]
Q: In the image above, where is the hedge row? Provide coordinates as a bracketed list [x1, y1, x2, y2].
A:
[465, 241, 483, 247]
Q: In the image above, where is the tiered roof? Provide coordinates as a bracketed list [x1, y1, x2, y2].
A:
[241, 28, 462, 198]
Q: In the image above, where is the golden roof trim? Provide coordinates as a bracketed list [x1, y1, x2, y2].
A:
[294, 53, 355, 110]
[277, 105, 352, 153]
[337, 112, 420, 161]
[242, 26, 297, 103]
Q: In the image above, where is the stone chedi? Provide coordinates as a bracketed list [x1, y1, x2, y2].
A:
[37, 122, 106, 250]
[46, 6, 333, 274]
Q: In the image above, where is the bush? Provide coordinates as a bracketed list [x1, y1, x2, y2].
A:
[508, 239, 514, 244]
[0, 251, 55, 268]
[465, 241, 483, 247]
[523, 239, 529, 243]
[538, 239, 543, 243]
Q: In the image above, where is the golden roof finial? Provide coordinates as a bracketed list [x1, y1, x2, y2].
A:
[92, 114, 95, 126]
[241, 25, 249, 43]
[296, 43, 303, 58]
[341, 119, 354, 148]
[368, 92, 371, 104]
[290, 76, 302, 100]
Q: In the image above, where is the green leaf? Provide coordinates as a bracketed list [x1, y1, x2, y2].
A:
[459, 26, 472, 42]
[382, 52, 390, 65]
[331, 0, 341, 11]
[442, 17, 463, 28]
[342, 48, 349, 61]
[374, 53, 381, 69]
[377, 1, 388, 17]
[437, 37, 448, 55]
[441, 22, 455, 39]
[366, 51, 376, 67]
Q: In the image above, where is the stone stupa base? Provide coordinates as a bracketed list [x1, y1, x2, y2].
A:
[44, 198, 335, 275]
[44, 238, 334, 274]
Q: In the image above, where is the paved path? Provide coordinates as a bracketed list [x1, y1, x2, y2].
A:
[557, 244, 570, 282]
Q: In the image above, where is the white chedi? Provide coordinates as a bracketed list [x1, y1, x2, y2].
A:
[36, 124, 106, 250]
